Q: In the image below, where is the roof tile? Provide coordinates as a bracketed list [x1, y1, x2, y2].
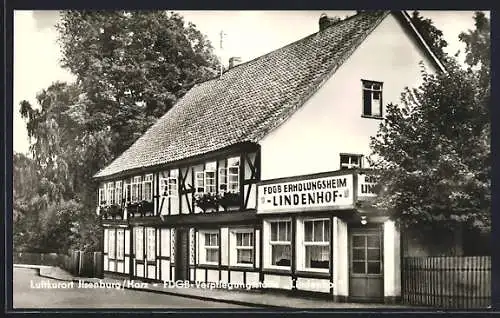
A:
[94, 11, 388, 178]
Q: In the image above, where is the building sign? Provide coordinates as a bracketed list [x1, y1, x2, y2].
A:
[357, 173, 379, 199]
[257, 175, 354, 214]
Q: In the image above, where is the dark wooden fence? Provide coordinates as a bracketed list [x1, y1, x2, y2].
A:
[402, 256, 491, 309]
[14, 251, 103, 278]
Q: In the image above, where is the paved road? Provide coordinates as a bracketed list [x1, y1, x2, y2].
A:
[13, 267, 248, 309]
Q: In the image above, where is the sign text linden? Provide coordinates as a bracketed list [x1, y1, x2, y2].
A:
[257, 175, 354, 213]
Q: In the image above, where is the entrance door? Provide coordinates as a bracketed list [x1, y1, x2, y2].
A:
[175, 228, 189, 281]
[349, 226, 384, 302]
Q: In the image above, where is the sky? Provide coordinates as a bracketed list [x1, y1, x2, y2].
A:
[13, 10, 488, 156]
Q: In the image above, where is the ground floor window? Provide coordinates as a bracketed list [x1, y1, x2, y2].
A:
[303, 219, 330, 270]
[267, 220, 292, 268]
[117, 229, 125, 260]
[108, 229, 116, 259]
[135, 227, 144, 260]
[146, 228, 156, 262]
[230, 229, 254, 266]
[198, 230, 219, 265]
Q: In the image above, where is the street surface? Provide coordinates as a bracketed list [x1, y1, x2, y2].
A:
[13, 267, 247, 309]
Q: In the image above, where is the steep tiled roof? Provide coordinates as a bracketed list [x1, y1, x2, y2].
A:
[94, 11, 389, 179]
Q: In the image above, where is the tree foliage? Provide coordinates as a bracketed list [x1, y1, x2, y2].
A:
[409, 11, 449, 63]
[16, 11, 219, 253]
[370, 12, 490, 233]
[56, 10, 219, 155]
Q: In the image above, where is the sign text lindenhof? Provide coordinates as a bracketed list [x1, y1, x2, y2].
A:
[257, 175, 354, 214]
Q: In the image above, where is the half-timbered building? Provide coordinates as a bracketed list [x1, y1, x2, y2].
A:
[93, 10, 446, 303]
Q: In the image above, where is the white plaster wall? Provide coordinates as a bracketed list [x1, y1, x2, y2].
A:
[246, 272, 260, 286]
[264, 274, 293, 289]
[383, 220, 401, 297]
[259, 13, 439, 180]
[221, 227, 229, 266]
[124, 256, 129, 274]
[161, 260, 170, 281]
[207, 269, 219, 283]
[196, 269, 205, 281]
[334, 217, 349, 297]
[221, 270, 229, 283]
[296, 277, 331, 293]
[230, 271, 244, 284]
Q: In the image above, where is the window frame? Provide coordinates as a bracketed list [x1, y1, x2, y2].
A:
[116, 229, 125, 260]
[108, 229, 116, 260]
[227, 157, 240, 193]
[361, 79, 383, 119]
[107, 182, 115, 205]
[195, 171, 205, 194]
[301, 218, 331, 272]
[198, 230, 219, 265]
[230, 228, 254, 267]
[146, 227, 156, 262]
[218, 167, 228, 192]
[135, 227, 144, 261]
[340, 153, 363, 170]
[131, 176, 142, 202]
[266, 219, 292, 269]
[124, 180, 131, 203]
[98, 186, 106, 206]
[204, 170, 216, 194]
[142, 174, 153, 202]
[160, 176, 178, 198]
[115, 181, 123, 206]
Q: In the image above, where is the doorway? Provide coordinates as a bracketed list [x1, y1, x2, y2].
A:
[175, 228, 189, 281]
[349, 225, 384, 302]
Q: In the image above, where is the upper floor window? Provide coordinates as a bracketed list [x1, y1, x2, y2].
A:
[142, 174, 153, 202]
[131, 177, 142, 202]
[160, 176, 178, 197]
[115, 181, 123, 205]
[195, 162, 217, 194]
[362, 80, 383, 118]
[125, 180, 131, 202]
[98, 186, 105, 206]
[340, 154, 363, 170]
[107, 182, 115, 205]
[219, 157, 240, 193]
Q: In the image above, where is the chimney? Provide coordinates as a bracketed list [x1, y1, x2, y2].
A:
[319, 13, 341, 31]
[228, 56, 242, 69]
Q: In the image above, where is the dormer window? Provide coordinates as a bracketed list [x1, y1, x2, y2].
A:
[340, 153, 363, 170]
[362, 80, 383, 118]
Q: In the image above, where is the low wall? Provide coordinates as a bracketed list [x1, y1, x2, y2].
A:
[14, 251, 103, 278]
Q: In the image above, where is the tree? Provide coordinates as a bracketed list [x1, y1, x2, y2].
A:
[18, 11, 220, 252]
[56, 10, 220, 155]
[370, 13, 490, 234]
[409, 11, 449, 64]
